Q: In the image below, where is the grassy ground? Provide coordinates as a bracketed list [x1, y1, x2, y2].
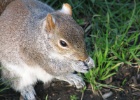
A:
[44, 0, 140, 99]
[0, 0, 140, 99]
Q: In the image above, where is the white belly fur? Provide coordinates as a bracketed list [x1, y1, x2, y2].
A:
[2, 60, 54, 91]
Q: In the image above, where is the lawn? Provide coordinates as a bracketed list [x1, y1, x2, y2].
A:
[0, 0, 140, 100]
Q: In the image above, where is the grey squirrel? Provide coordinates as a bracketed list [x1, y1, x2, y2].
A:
[0, 0, 95, 99]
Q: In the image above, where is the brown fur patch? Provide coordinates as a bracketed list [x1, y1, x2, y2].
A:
[63, 3, 72, 16]
[46, 13, 55, 32]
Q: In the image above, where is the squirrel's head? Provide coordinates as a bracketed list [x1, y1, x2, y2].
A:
[43, 3, 88, 61]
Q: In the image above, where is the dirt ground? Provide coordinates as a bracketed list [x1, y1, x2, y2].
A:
[0, 65, 140, 100]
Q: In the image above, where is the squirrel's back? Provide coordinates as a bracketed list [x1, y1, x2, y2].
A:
[0, 0, 54, 60]
[0, 0, 54, 36]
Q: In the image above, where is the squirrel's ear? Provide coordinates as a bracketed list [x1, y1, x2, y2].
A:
[60, 3, 72, 16]
[46, 13, 55, 32]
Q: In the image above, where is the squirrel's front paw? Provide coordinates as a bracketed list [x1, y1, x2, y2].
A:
[56, 74, 85, 89]
[72, 61, 88, 73]
[20, 85, 36, 100]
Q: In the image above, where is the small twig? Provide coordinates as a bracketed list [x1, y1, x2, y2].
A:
[90, 83, 104, 99]
[96, 83, 124, 91]
[80, 91, 84, 100]
[131, 86, 140, 91]
[98, 89, 104, 99]
[90, 83, 96, 95]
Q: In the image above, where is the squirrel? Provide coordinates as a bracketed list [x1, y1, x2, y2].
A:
[0, 0, 95, 99]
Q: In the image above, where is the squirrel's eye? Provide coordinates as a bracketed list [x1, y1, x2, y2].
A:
[60, 40, 67, 47]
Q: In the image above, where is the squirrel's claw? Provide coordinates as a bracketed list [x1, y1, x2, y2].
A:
[56, 74, 85, 89]
[72, 61, 88, 73]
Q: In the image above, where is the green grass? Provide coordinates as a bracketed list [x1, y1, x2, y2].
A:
[0, 68, 10, 93]
[70, 95, 79, 100]
[44, 0, 140, 93]
[0, 80, 9, 93]
[84, 0, 140, 90]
